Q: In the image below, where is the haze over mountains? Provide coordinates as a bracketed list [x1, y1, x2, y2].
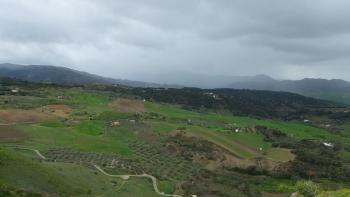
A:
[1, 63, 350, 104]
[154, 72, 350, 103]
[0, 63, 178, 88]
[228, 74, 350, 94]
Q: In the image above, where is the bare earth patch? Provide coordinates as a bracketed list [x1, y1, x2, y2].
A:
[0, 126, 28, 142]
[266, 148, 295, 162]
[168, 130, 286, 171]
[0, 109, 54, 124]
[108, 99, 144, 113]
[262, 192, 289, 197]
[39, 105, 72, 118]
[167, 130, 259, 170]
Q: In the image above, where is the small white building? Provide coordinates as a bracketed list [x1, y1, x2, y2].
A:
[110, 121, 120, 126]
[323, 142, 334, 148]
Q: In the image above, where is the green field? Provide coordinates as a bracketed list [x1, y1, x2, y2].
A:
[1, 88, 350, 196]
[0, 148, 159, 197]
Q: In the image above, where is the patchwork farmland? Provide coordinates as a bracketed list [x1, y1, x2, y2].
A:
[1, 81, 350, 196]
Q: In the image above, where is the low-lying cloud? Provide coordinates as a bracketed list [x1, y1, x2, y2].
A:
[1, 0, 350, 82]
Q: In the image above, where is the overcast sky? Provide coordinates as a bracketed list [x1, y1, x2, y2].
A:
[1, 0, 350, 82]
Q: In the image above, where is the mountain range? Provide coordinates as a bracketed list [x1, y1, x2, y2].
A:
[151, 72, 350, 104]
[0, 63, 349, 104]
[225, 74, 350, 104]
[228, 74, 350, 94]
[0, 63, 179, 88]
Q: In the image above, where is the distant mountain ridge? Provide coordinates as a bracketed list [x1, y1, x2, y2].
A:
[1, 63, 349, 104]
[150, 71, 350, 104]
[228, 75, 350, 95]
[151, 72, 350, 94]
[0, 63, 179, 88]
[226, 75, 350, 105]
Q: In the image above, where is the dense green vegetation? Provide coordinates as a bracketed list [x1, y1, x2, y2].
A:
[122, 87, 342, 119]
[312, 93, 350, 105]
[0, 79, 350, 196]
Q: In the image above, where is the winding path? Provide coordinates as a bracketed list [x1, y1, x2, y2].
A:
[94, 165, 182, 197]
[5, 146, 183, 197]
[4, 146, 47, 160]
[20, 147, 47, 160]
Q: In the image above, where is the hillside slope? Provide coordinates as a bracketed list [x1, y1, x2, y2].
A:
[0, 63, 177, 88]
[1, 78, 350, 196]
[117, 87, 344, 119]
[227, 75, 350, 104]
[229, 76, 350, 94]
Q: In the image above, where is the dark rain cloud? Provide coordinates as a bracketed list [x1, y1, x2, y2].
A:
[0, 0, 350, 82]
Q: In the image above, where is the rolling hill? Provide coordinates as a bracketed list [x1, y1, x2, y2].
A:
[227, 75, 350, 104]
[1, 63, 349, 105]
[228, 75, 350, 95]
[0, 63, 178, 88]
[1, 78, 350, 196]
[145, 72, 350, 104]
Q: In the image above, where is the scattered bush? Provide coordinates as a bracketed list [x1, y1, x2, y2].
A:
[295, 180, 320, 197]
[317, 189, 350, 197]
[0, 148, 9, 165]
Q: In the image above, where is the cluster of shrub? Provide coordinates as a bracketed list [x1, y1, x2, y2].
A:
[256, 126, 350, 181]
[0, 76, 68, 97]
[182, 168, 263, 197]
[255, 126, 298, 148]
[294, 180, 350, 197]
[111, 86, 341, 119]
[2, 77, 345, 120]
[289, 140, 350, 181]
[166, 133, 224, 161]
[0, 183, 42, 197]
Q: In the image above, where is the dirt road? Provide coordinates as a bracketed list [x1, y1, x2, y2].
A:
[5, 146, 184, 197]
[94, 165, 182, 197]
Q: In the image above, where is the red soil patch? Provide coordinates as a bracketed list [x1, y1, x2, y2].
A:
[108, 99, 144, 113]
[0, 109, 53, 124]
[0, 126, 28, 142]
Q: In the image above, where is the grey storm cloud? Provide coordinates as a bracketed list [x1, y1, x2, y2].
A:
[0, 0, 350, 82]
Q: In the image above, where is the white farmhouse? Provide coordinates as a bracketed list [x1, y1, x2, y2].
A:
[323, 142, 334, 147]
